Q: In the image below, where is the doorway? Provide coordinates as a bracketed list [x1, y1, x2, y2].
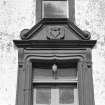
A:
[32, 59, 79, 105]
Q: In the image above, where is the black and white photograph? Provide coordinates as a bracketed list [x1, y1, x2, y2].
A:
[0, 0, 105, 105]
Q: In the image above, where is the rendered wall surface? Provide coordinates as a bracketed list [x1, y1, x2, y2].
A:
[0, 0, 105, 105]
[75, 0, 105, 105]
[0, 0, 35, 105]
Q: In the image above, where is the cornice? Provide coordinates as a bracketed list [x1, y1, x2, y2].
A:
[13, 40, 96, 49]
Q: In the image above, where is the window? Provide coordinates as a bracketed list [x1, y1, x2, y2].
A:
[32, 60, 79, 105]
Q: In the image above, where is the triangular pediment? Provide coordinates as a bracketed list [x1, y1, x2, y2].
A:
[20, 19, 91, 40]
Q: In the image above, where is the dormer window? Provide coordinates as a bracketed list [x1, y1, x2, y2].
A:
[42, 0, 69, 18]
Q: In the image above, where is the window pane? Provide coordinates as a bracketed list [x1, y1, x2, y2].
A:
[33, 87, 51, 104]
[59, 87, 74, 104]
[43, 0, 69, 18]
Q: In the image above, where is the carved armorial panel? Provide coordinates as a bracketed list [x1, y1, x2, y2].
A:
[47, 26, 65, 40]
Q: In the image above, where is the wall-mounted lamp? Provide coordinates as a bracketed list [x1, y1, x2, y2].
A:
[52, 64, 57, 79]
[52, 64, 57, 73]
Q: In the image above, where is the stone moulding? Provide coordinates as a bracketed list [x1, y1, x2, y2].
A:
[13, 40, 96, 48]
[14, 18, 97, 105]
[20, 19, 91, 40]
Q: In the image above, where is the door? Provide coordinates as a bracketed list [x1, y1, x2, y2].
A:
[33, 84, 78, 105]
[32, 60, 79, 105]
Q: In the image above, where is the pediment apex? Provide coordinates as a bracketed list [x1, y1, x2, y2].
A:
[20, 19, 91, 40]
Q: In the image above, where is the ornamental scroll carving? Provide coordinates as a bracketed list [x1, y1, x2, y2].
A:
[47, 26, 65, 40]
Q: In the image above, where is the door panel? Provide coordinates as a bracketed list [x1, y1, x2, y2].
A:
[33, 85, 78, 105]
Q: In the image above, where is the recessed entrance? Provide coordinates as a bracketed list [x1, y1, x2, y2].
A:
[32, 59, 79, 105]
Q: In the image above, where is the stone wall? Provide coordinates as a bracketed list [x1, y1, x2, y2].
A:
[0, 0, 105, 105]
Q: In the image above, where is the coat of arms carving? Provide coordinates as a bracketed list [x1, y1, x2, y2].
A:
[47, 26, 65, 40]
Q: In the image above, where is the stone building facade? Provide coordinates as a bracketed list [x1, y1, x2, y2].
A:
[0, 0, 105, 105]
